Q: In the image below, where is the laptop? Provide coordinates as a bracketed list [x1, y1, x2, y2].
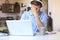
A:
[6, 20, 34, 36]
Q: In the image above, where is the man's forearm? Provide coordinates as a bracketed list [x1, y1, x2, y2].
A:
[31, 5, 44, 28]
[34, 14, 44, 28]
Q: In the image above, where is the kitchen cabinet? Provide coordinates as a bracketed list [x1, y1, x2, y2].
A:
[2, 3, 20, 13]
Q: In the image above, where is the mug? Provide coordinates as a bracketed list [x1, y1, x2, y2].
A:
[39, 27, 46, 35]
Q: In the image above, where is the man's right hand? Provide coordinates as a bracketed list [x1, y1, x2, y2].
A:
[31, 5, 38, 16]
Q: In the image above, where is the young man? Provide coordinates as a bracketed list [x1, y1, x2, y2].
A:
[21, 1, 48, 33]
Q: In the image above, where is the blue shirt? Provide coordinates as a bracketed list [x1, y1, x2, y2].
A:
[21, 11, 48, 33]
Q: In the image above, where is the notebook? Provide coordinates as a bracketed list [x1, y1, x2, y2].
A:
[6, 20, 34, 36]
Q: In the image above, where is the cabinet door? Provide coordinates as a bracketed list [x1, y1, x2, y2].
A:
[2, 4, 9, 13]
[2, 4, 14, 13]
[2, 4, 20, 13]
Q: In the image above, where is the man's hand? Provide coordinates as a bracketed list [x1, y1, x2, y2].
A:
[31, 5, 38, 17]
[31, 5, 44, 28]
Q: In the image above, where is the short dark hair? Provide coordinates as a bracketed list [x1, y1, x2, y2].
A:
[31, 1, 42, 8]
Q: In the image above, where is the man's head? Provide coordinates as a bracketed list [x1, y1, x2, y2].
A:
[31, 1, 42, 12]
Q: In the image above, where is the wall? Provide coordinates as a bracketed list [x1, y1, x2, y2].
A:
[9, 0, 17, 3]
[0, 0, 17, 4]
[17, 0, 30, 7]
[48, 0, 60, 31]
[0, 0, 5, 4]
[42, 0, 48, 13]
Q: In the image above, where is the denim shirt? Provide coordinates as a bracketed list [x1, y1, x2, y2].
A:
[21, 10, 48, 33]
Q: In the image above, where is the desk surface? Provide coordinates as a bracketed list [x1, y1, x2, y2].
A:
[0, 31, 60, 40]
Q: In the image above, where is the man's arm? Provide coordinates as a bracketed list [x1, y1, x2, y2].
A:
[33, 12, 44, 28]
[31, 6, 44, 28]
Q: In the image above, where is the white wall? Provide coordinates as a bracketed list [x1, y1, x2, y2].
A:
[48, 0, 60, 31]
[0, 0, 17, 4]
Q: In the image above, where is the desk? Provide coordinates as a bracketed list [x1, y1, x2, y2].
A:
[0, 31, 60, 40]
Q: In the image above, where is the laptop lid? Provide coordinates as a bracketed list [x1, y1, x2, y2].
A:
[6, 20, 34, 36]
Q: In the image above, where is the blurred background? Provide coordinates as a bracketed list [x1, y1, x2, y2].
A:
[0, 0, 60, 34]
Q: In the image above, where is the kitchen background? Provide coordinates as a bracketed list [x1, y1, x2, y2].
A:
[0, 0, 60, 34]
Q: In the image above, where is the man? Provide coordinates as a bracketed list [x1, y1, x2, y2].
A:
[21, 1, 48, 33]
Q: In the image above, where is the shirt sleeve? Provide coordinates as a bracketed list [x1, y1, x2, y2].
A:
[21, 11, 28, 20]
[41, 13, 48, 27]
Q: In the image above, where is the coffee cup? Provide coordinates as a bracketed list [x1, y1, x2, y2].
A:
[39, 27, 46, 35]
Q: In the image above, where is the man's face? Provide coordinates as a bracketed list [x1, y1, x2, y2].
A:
[31, 5, 40, 13]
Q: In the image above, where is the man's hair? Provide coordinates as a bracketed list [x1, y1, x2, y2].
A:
[31, 1, 42, 8]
